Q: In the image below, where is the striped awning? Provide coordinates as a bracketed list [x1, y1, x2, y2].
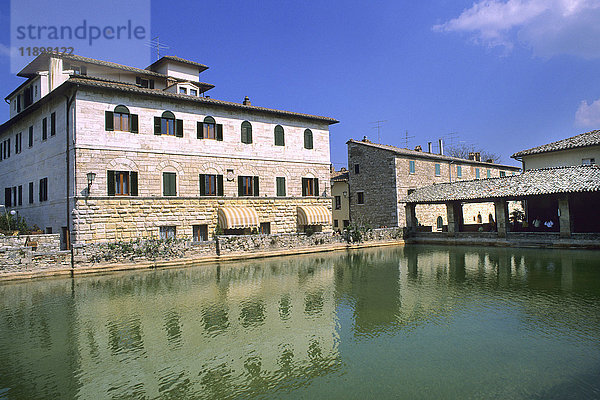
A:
[297, 206, 331, 225]
[218, 207, 260, 229]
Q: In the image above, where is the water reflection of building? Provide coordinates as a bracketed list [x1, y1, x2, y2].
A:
[73, 257, 340, 399]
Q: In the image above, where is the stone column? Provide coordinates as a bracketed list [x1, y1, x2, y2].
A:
[494, 200, 509, 238]
[405, 203, 417, 231]
[558, 196, 572, 238]
[446, 201, 462, 237]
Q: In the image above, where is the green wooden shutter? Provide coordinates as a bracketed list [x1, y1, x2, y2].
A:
[154, 117, 162, 135]
[217, 175, 224, 196]
[199, 174, 205, 196]
[130, 114, 138, 133]
[130, 172, 138, 196]
[163, 173, 168, 195]
[314, 178, 319, 196]
[247, 126, 252, 143]
[50, 112, 56, 136]
[216, 124, 223, 141]
[276, 177, 286, 196]
[302, 178, 307, 196]
[197, 122, 203, 139]
[105, 111, 114, 131]
[176, 119, 184, 137]
[107, 170, 115, 196]
[170, 174, 176, 195]
[238, 177, 243, 196]
[253, 176, 259, 196]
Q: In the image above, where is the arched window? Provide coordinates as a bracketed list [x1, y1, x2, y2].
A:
[114, 105, 130, 131]
[489, 213, 494, 223]
[304, 129, 313, 149]
[436, 216, 443, 231]
[241, 121, 252, 144]
[274, 125, 285, 146]
[203, 116, 216, 139]
[154, 111, 175, 136]
[105, 105, 138, 133]
[477, 214, 482, 224]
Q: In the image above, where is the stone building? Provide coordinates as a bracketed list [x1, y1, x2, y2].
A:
[0, 52, 337, 246]
[330, 167, 349, 231]
[347, 138, 521, 230]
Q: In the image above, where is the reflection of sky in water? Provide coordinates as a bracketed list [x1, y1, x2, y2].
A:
[0, 245, 599, 399]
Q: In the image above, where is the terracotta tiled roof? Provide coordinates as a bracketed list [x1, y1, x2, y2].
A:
[147, 56, 209, 72]
[348, 139, 520, 170]
[66, 76, 338, 124]
[331, 170, 348, 182]
[404, 165, 600, 204]
[512, 130, 600, 158]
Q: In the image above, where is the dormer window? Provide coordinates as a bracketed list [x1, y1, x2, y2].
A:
[136, 77, 155, 89]
[179, 87, 187, 94]
[73, 66, 87, 75]
[190, 88, 198, 96]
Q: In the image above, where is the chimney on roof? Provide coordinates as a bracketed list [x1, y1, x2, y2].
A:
[330, 164, 335, 173]
[428, 142, 432, 153]
[469, 152, 481, 161]
[438, 139, 444, 155]
[340, 167, 347, 172]
[243, 96, 251, 106]
[415, 145, 422, 152]
[362, 136, 371, 143]
[485, 158, 493, 163]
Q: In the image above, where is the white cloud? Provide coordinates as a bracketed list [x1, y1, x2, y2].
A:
[575, 99, 600, 127]
[434, 0, 600, 58]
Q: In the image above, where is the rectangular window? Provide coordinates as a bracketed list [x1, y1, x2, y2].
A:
[15, 132, 22, 154]
[487, 169, 491, 178]
[39, 177, 48, 202]
[193, 225, 208, 242]
[334, 219, 339, 228]
[114, 112, 130, 131]
[136, 77, 154, 89]
[260, 222, 271, 234]
[4, 187, 11, 207]
[500, 170, 506, 177]
[50, 112, 56, 136]
[161, 117, 175, 136]
[107, 171, 138, 196]
[582, 158, 596, 165]
[456, 165, 462, 178]
[179, 87, 187, 94]
[163, 172, 177, 196]
[12, 187, 16, 208]
[18, 185, 22, 206]
[190, 89, 198, 96]
[435, 163, 441, 177]
[343, 220, 350, 228]
[45, 227, 52, 234]
[42, 117, 47, 140]
[238, 176, 259, 196]
[357, 191, 365, 204]
[409, 160, 415, 174]
[28, 126, 33, 147]
[475, 168, 480, 179]
[6, 139, 10, 158]
[203, 121, 215, 139]
[159, 226, 176, 240]
[199, 174, 223, 196]
[354, 164, 360, 174]
[276, 177, 286, 197]
[334, 196, 341, 210]
[301, 177, 319, 197]
[29, 182, 34, 204]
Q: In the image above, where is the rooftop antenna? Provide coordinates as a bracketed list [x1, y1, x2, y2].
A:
[444, 131, 460, 148]
[371, 120, 387, 144]
[402, 130, 415, 149]
[145, 36, 170, 60]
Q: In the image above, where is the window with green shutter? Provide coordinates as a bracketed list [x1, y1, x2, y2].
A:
[409, 160, 415, 174]
[238, 176, 259, 196]
[274, 125, 285, 146]
[198, 116, 223, 141]
[475, 168, 480, 179]
[276, 177, 286, 196]
[163, 172, 177, 196]
[304, 129, 313, 149]
[107, 170, 138, 196]
[435, 163, 441, 177]
[301, 177, 319, 196]
[155, 111, 181, 136]
[456, 165, 462, 178]
[107, 105, 139, 133]
[487, 169, 491, 178]
[241, 121, 252, 144]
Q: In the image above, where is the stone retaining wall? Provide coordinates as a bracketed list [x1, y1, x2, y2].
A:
[0, 234, 71, 274]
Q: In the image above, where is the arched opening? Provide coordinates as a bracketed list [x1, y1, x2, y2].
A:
[436, 216, 443, 231]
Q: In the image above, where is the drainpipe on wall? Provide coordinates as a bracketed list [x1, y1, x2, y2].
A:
[64, 90, 77, 269]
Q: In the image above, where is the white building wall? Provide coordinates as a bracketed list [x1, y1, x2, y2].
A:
[522, 146, 600, 170]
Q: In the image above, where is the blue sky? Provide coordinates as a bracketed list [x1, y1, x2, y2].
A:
[2, 0, 600, 168]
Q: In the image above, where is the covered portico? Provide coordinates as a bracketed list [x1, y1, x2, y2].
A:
[404, 166, 600, 240]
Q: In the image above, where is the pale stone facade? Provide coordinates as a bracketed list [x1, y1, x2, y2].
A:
[347, 139, 521, 229]
[0, 53, 337, 245]
[330, 168, 349, 231]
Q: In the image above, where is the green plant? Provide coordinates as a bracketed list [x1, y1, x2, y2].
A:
[342, 224, 370, 244]
[510, 209, 525, 225]
[0, 212, 31, 234]
[214, 223, 224, 236]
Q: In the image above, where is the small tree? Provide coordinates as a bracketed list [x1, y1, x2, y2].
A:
[0, 212, 31, 234]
